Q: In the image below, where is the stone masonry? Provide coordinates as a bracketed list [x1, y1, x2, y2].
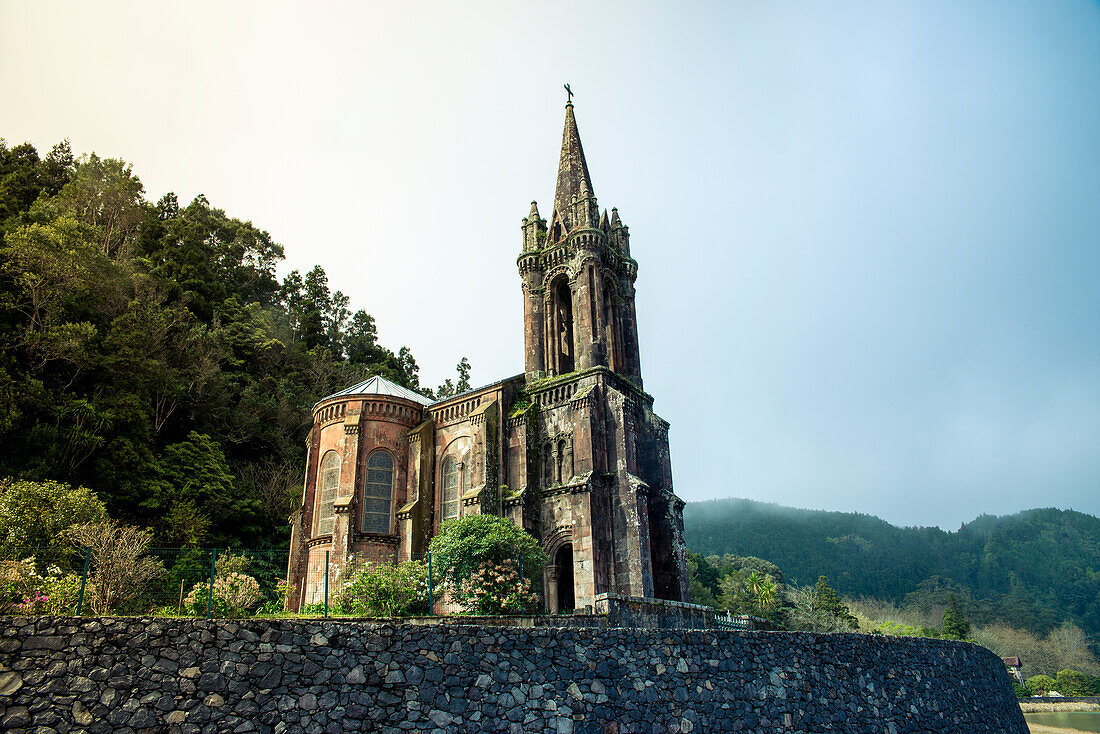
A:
[1, 616, 1028, 734]
[287, 99, 689, 614]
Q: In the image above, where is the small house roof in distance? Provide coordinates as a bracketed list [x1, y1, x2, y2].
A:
[315, 375, 433, 409]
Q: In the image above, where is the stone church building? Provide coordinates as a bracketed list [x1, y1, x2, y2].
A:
[286, 100, 689, 613]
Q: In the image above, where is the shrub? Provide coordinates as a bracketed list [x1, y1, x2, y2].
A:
[1055, 669, 1100, 696]
[1026, 675, 1057, 696]
[183, 551, 263, 617]
[65, 520, 164, 614]
[255, 580, 290, 616]
[0, 557, 82, 615]
[429, 515, 545, 582]
[184, 572, 262, 617]
[461, 559, 540, 615]
[335, 561, 430, 617]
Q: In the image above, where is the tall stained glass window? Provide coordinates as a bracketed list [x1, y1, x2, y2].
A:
[314, 451, 340, 536]
[362, 450, 394, 533]
[441, 456, 460, 521]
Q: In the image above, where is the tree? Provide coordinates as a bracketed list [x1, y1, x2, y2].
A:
[790, 576, 859, 633]
[53, 153, 146, 258]
[435, 357, 473, 399]
[1054, 669, 1100, 696]
[0, 478, 107, 552]
[455, 357, 472, 394]
[345, 310, 379, 364]
[397, 346, 421, 391]
[942, 594, 971, 640]
[0, 139, 429, 550]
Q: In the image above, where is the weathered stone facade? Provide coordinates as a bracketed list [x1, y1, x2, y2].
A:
[287, 101, 689, 613]
[0, 616, 1029, 733]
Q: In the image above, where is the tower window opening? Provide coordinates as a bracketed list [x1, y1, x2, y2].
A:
[552, 276, 574, 374]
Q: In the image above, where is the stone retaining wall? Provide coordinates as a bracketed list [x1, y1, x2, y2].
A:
[594, 594, 715, 629]
[1, 616, 1027, 733]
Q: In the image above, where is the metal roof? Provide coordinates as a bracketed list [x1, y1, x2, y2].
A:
[316, 375, 434, 408]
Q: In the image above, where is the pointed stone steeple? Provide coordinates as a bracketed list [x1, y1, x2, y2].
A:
[553, 102, 594, 231]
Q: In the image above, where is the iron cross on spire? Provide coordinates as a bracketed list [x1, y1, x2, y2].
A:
[564, 83, 574, 104]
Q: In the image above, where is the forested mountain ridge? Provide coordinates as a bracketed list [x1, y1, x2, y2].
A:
[0, 140, 468, 548]
[684, 498, 1100, 640]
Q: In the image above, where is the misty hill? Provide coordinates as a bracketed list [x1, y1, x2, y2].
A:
[684, 498, 1100, 638]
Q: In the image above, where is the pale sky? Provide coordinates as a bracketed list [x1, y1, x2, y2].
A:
[2, 1, 1098, 528]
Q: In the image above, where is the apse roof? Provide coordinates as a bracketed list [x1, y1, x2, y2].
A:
[316, 375, 434, 408]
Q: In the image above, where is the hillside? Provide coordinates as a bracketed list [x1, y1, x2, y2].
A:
[684, 498, 1100, 639]
[0, 141, 478, 548]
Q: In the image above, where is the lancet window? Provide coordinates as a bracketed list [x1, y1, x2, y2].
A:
[362, 450, 394, 534]
[314, 451, 340, 536]
[441, 455, 461, 521]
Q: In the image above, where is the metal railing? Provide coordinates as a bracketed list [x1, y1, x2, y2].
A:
[0, 546, 289, 619]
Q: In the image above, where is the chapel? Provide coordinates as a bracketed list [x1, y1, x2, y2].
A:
[286, 98, 689, 613]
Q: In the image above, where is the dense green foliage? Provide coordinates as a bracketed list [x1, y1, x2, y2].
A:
[428, 515, 546, 585]
[0, 478, 107, 551]
[428, 515, 546, 614]
[0, 140, 443, 547]
[685, 498, 1100, 642]
[333, 560, 431, 617]
[941, 594, 971, 640]
[690, 553, 858, 632]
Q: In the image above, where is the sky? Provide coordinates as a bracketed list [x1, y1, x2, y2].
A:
[2, 1, 1098, 529]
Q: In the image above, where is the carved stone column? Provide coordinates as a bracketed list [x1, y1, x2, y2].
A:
[546, 565, 561, 614]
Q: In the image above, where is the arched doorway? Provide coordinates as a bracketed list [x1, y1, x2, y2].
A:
[555, 544, 574, 613]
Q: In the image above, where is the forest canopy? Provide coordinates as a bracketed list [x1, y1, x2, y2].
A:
[0, 139, 464, 548]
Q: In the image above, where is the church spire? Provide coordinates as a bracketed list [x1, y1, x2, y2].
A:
[552, 99, 594, 231]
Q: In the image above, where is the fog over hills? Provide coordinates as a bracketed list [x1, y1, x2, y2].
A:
[684, 498, 1100, 639]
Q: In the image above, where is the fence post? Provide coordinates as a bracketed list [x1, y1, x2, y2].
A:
[427, 552, 433, 615]
[76, 547, 91, 615]
[518, 554, 524, 615]
[206, 548, 217, 619]
[323, 550, 329, 619]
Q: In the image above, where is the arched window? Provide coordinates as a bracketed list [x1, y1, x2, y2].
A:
[314, 451, 340, 536]
[362, 450, 394, 534]
[555, 277, 575, 374]
[441, 456, 460, 521]
[543, 443, 553, 487]
[604, 276, 621, 371]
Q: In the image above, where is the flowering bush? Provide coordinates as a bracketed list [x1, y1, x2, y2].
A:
[427, 515, 546, 614]
[456, 559, 540, 615]
[184, 571, 263, 617]
[334, 561, 430, 617]
[183, 551, 263, 617]
[0, 557, 82, 615]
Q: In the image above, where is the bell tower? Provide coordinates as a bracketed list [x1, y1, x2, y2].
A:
[514, 94, 690, 608]
[518, 100, 643, 385]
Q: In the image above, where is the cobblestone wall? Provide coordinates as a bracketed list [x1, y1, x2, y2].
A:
[1, 616, 1027, 733]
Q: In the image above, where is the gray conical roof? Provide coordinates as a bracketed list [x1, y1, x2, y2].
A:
[316, 375, 433, 408]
